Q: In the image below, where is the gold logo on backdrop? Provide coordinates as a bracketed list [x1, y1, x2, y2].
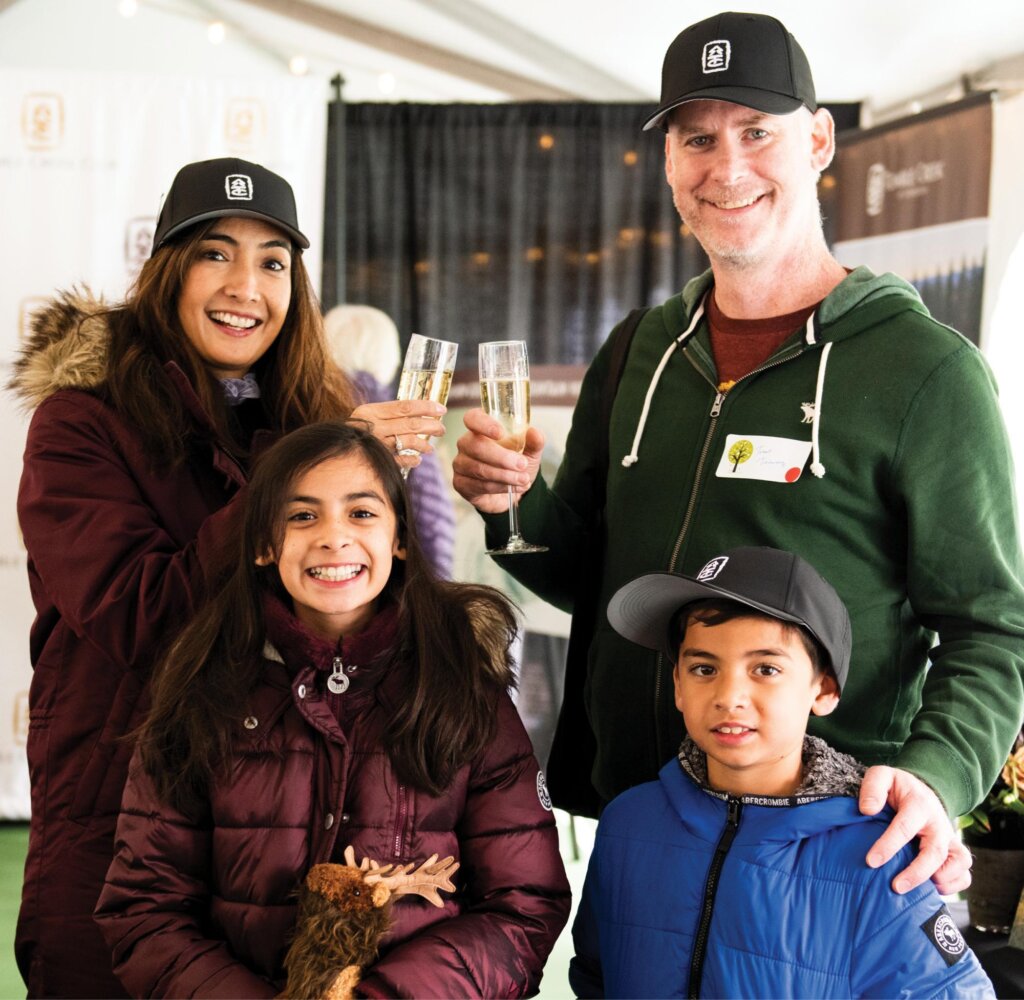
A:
[225, 98, 266, 151]
[19, 298, 49, 342]
[12, 691, 29, 746]
[22, 93, 64, 151]
[125, 217, 156, 273]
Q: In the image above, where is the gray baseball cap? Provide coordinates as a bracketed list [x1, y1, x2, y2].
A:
[607, 547, 851, 691]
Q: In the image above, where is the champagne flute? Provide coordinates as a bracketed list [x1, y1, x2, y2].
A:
[479, 340, 548, 555]
[395, 334, 458, 479]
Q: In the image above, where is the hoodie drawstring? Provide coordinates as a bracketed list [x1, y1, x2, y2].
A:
[621, 299, 706, 468]
[622, 302, 832, 478]
[808, 340, 832, 479]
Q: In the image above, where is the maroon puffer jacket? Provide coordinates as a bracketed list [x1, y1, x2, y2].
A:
[96, 596, 571, 998]
[11, 294, 254, 998]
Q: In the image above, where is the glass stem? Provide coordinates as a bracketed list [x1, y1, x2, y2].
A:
[507, 485, 522, 543]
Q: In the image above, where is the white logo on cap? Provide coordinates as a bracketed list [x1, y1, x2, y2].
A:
[225, 174, 253, 200]
[702, 40, 731, 73]
[697, 556, 729, 581]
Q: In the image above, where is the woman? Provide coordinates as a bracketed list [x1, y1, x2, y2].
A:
[8, 157, 445, 998]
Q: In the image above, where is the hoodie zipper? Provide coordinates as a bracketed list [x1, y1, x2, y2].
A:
[688, 797, 742, 998]
[668, 344, 808, 573]
[651, 345, 812, 758]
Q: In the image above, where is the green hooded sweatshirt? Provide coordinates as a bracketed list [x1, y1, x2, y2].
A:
[486, 267, 1024, 817]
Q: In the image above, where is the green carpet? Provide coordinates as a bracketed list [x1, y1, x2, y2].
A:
[0, 825, 26, 1000]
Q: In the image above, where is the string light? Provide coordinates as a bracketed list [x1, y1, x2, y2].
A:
[623, 150, 638, 166]
[538, 133, 555, 150]
[118, 0, 138, 16]
[207, 21, 226, 44]
[378, 72, 396, 95]
[289, 55, 309, 76]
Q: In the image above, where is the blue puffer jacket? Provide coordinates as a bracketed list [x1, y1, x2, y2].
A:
[571, 740, 994, 999]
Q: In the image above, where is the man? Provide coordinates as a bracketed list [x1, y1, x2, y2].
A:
[452, 11, 1024, 894]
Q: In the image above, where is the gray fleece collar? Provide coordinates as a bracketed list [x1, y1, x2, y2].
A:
[677, 733, 865, 800]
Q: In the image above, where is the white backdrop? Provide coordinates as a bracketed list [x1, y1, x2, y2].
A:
[0, 68, 327, 818]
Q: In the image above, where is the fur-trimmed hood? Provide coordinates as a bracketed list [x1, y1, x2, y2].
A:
[8, 289, 111, 409]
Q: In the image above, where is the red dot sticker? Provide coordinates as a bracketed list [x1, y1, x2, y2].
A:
[785, 467, 802, 483]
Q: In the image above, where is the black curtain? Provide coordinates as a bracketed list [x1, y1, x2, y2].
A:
[326, 102, 709, 363]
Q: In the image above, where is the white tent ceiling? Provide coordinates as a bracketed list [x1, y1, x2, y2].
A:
[4, 0, 1024, 125]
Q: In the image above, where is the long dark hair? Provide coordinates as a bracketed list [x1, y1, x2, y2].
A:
[139, 421, 518, 815]
[104, 219, 354, 466]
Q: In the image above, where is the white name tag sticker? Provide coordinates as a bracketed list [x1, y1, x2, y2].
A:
[715, 434, 812, 483]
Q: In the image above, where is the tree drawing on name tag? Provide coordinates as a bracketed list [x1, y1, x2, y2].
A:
[729, 440, 754, 472]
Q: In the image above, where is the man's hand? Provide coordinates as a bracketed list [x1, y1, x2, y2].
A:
[860, 765, 972, 895]
[452, 408, 545, 514]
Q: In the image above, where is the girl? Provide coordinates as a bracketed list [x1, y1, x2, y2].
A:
[95, 421, 571, 999]
[10, 157, 445, 997]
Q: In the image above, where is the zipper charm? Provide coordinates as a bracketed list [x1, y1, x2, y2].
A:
[710, 391, 725, 418]
[327, 656, 350, 694]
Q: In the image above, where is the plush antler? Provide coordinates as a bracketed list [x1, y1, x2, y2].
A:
[358, 847, 459, 908]
[280, 847, 459, 1000]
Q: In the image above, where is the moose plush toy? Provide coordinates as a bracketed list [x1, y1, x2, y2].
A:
[281, 846, 459, 1000]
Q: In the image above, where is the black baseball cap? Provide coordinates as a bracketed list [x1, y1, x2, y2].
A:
[151, 157, 309, 254]
[607, 547, 851, 692]
[643, 11, 817, 132]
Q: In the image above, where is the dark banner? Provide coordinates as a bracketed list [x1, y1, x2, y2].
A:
[827, 96, 992, 344]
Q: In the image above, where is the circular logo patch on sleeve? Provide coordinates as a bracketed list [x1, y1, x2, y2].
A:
[922, 905, 967, 966]
[536, 770, 553, 811]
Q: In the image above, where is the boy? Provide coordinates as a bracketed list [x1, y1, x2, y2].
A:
[570, 547, 993, 999]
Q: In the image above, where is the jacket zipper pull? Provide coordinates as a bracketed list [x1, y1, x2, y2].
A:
[327, 656, 349, 695]
[710, 391, 725, 418]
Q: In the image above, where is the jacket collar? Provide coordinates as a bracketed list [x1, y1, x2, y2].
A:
[676, 734, 865, 801]
[262, 590, 400, 680]
[162, 360, 253, 486]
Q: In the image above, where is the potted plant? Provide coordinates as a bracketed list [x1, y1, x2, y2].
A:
[959, 731, 1024, 934]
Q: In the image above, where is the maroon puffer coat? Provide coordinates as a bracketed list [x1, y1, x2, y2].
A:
[95, 595, 571, 998]
[11, 294, 255, 998]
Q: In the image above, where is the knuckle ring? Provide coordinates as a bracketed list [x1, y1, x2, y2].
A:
[394, 435, 404, 453]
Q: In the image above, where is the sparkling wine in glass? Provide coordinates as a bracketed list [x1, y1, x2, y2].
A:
[396, 334, 458, 478]
[479, 340, 548, 555]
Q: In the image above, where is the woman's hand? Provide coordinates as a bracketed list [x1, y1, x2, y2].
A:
[350, 400, 447, 471]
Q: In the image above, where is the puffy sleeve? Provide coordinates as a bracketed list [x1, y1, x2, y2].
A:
[19, 390, 242, 670]
[568, 844, 605, 998]
[94, 753, 278, 999]
[851, 849, 995, 999]
[356, 693, 572, 998]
